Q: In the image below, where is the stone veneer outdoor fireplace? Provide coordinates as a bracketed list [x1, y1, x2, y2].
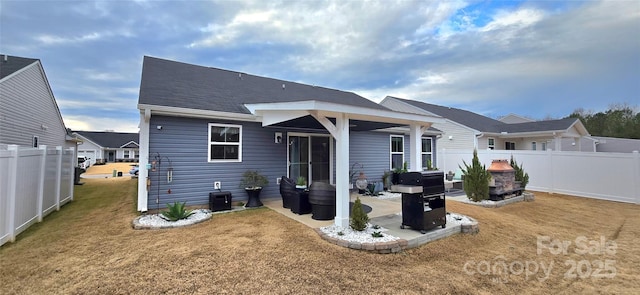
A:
[487, 159, 523, 200]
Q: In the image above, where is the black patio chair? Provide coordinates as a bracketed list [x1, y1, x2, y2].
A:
[308, 182, 336, 220]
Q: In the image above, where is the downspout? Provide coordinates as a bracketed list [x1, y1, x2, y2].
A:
[474, 132, 483, 150]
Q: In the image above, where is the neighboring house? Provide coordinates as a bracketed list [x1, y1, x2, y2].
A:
[498, 113, 535, 124]
[136, 56, 444, 227]
[72, 131, 139, 164]
[381, 96, 590, 152]
[0, 54, 77, 149]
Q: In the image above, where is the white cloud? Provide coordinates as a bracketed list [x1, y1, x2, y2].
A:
[64, 115, 139, 132]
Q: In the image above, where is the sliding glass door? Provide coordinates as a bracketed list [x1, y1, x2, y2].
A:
[288, 134, 331, 184]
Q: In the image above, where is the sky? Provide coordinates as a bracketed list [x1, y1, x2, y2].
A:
[1, 0, 638, 132]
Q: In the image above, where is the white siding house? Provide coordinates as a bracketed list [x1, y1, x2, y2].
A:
[381, 96, 590, 152]
[0, 55, 75, 149]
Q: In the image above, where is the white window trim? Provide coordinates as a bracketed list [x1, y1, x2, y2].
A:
[541, 142, 547, 151]
[531, 141, 537, 151]
[208, 123, 242, 163]
[421, 137, 433, 170]
[488, 137, 495, 150]
[390, 135, 404, 170]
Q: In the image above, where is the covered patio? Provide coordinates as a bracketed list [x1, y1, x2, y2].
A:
[245, 100, 445, 228]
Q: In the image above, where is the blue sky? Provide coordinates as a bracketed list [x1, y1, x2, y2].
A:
[1, 0, 638, 132]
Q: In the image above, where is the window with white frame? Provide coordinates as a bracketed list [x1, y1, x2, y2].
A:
[123, 150, 130, 159]
[208, 123, 242, 162]
[421, 137, 433, 170]
[390, 135, 404, 170]
[505, 141, 516, 150]
[531, 142, 537, 151]
[488, 138, 495, 150]
[541, 142, 547, 151]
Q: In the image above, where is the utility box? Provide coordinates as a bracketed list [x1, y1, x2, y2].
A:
[209, 191, 232, 212]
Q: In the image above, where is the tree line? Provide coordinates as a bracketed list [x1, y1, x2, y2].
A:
[567, 104, 640, 139]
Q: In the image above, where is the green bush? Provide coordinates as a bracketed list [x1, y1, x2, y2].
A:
[239, 170, 268, 189]
[510, 155, 530, 190]
[350, 197, 369, 231]
[161, 201, 194, 221]
[460, 150, 491, 202]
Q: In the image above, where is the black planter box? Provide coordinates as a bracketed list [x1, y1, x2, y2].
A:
[209, 191, 232, 212]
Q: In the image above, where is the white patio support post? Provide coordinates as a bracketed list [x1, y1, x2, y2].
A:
[334, 113, 350, 228]
[409, 124, 426, 172]
[137, 109, 150, 212]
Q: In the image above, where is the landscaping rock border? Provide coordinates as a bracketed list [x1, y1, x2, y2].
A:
[315, 214, 480, 254]
[464, 192, 535, 208]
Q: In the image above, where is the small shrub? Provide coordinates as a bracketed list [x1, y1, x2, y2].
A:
[510, 155, 529, 190]
[161, 201, 194, 221]
[460, 149, 491, 202]
[350, 197, 369, 231]
[371, 231, 384, 238]
[337, 231, 344, 236]
[372, 224, 380, 229]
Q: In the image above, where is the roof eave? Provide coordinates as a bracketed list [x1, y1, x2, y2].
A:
[138, 103, 261, 122]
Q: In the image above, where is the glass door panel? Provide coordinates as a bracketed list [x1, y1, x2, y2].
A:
[288, 136, 309, 182]
[310, 136, 330, 183]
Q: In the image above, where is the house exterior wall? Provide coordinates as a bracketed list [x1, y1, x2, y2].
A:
[0, 62, 69, 149]
[144, 115, 427, 208]
[76, 138, 102, 163]
[593, 137, 640, 153]
[435, 120, 477, 150]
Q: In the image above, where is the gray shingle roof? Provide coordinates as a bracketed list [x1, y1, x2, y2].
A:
[390, 96, 580, 133]
[138, 56, 388, 114]
[0, 55, 39, 80]
[74, 131, 139, 148]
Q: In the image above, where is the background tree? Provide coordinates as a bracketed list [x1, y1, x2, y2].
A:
[568, 103, 639, 139]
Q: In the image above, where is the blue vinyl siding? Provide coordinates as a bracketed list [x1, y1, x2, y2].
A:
[147, 115, 288, 208]
[146, 115, 437, 207]
[349, 132, 392, 183]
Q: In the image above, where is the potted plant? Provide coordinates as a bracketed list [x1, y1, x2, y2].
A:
[295, 176, 307, 189]
[239, 170, 269, 207]
[391, 161, 408, 185]
[446, 171, 454, 181]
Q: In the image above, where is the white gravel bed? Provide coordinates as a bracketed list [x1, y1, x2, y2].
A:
[320, 223, 400, 243]
[446, 212, 475, 225]
[371, 191, 401, 200]
[133, 209, 212, 229]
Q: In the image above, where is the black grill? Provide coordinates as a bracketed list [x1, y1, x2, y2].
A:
[399, 171, 446, 234]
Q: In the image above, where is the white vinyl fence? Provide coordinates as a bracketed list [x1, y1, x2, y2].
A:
[1, 145, 75, 246]
[438, 149, 640, 204]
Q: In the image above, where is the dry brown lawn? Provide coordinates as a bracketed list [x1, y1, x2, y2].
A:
[0, 177, 638, 294]
[84, 162, 137, 175]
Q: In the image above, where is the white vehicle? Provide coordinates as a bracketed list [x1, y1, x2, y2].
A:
[78, 156, 91, 169]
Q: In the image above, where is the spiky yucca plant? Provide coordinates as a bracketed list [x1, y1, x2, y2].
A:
[460, 150, 491, 202]
[350, 197, 369, 231]
[510, 155, 530, 190]
[161, 201, 195, 221]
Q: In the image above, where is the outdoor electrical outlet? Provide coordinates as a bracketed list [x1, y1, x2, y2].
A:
[276, 177, 281, 185]
[214, 181, 221, 189]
